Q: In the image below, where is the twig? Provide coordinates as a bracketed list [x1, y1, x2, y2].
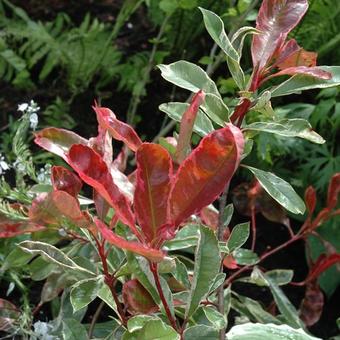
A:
[88, 300, 105, 338]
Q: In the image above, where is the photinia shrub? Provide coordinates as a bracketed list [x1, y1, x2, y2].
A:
[1, 1, 339, 339]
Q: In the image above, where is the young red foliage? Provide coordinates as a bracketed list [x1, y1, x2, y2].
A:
[122, 279, 158, 314]
[34, 128, 88, 161]
[93, 105, 142, 152]
[134, 143, 173, 244]
[327, 173, 340, 209]
[169, 124, 244, 227]
[304, 186, 317, 216]
[67, 144, 137, 235]
[94, 218, 164, 263]
[51, 166, 82, 198]
[0, 221, 45, 238]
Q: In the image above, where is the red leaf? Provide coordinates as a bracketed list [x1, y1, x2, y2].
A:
[169, 125, 244, 227]
[272, 39, 300, 66]
[251, 0, 308, 71]
[93, 106, 142, 152]
[29, 191, 90, 227]
[277, 47, 317, 69]
[0, 298, 20, 331]
[268, 66, 332, 80]
[223, 254, 238, 269]
[51, 166, 82, 197]
[122, 279, 158, 314]
[89, 125, 113, 167]
[200, 205, 219, 230]
[134, 143, 173, 243]
[306, 253, 340, 283]
[34, 128, 88, 161]
[305, 186, 317, 216]
[95, 218, 165, 262]
[67, 144, 137, 235]
[0, 221, 45, 238]
[327, 173, 340, 209]
[175, 90, 205, 163]
[299, 280, 324, 326]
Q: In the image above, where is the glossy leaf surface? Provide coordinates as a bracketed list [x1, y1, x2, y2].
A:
[245, 166, 305, 215]
[244, 119, 325, 144]
[134, 143, 172, 243]
[251, 0, 308, 70]
[51, 166, 82, 197]
[169, 125, 244, 227]
[68, 144, 135, 231]
[95, 218, 164, 263]
[185, 226, 220, 318]
[94, 106, 142, 152]
[34, 128, 88, 161]
[270, 66, 331, 80]
[271, 66, 340, 97]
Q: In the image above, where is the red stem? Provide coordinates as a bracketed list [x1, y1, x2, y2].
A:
[149, 262, 178, 331]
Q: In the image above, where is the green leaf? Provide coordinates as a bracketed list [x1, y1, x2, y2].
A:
[1, 246, 33, 271]
[183, 325, 218, 339]
[233, 248, 259, 265]
[123, 318, 179, 340]
[222, 204, 234, 227]
[202, 306, 227, 330]
[70, 277, 103, 312]
[159, 102, 214, 137]
[126, 315, 157, 332]
[201, 93, 229, 126]
[244, 119, 325, 144]
[158, 60, 220, 97]
[164, 224, 199, 251]
[254, 268, 303, 329]
[185, 226, 220, 318]
[199, 8, 245, 89]
[97, 284, 117, 312]
[171, 258, 190, 289]
[231, 293, 280, 324]
[208, 272, 226, 294]
[18, 241, 94, 276]
[271, 66, 340, 97]
[62, 318, 88, 340]
[227, 222, 250, 252]
[238, 269, 294, 286]
[244, 166, 306, 215]
[226, 323, 321, 340]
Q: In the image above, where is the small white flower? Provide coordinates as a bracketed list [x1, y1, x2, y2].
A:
[18, 103, 28, 112]
[29, 113, 39, 130]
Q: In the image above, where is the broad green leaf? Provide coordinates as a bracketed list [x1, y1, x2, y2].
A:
[183, 325, 218, 339]
[226, 323, 321, 340]
[1, 246, 33, 271]
[18, 241, 94, 276]
[254, 268, 303, 329]
[171, 258, 190, 289]
[244, 119, 325, 144]
[271, 66, 340, 97]
[97, 284, 117, 312]
[208, 272, 226, 294]
[185, 226, 220, 318]
[233, 248, 259, 265]
[238, 269, 294, 287]
[163, 224, 199, 251]
[202, 306, 227, 330]
[227, 222, 250, 252]
[245, 166, 306, 215]
[222, 203, 234, 227]
[158, 60, 220, 97]
[126, 315, 157, 332]
[201, 93, 229, 125]
[70, 277, 103, 312]
[199, 8, 245, 89]
[159, 102, 214, 137]
[123, 318, 179, 340]
[231, 293, 280, 324]
[62, 318, 88, 340]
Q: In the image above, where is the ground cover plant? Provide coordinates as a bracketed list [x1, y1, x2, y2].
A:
[0, 0, 340, 339]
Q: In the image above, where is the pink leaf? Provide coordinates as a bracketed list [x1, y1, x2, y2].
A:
[29, 191, 90, 227]
[169, 124, 244, 227]
[134, 143, 172, 243]
[34, 128, 88, 161]
[175, 90, 205, 163]
[299, 280, 324, 326]
[277, 47, 317, 69]
[67, 145, 138, 235]
[95, 218, 164, 262]
[122, 279, 158, 314]
[93, 105, 142, 152]
[305, 186, 317, 216]
[51, 166, 82, 197]
[0, 221, 45, 238]
[268, 66, 332, 80]
[251, 0, 308, 71]
[327, 173, 340, 209]
[306, 253, 340, 284]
